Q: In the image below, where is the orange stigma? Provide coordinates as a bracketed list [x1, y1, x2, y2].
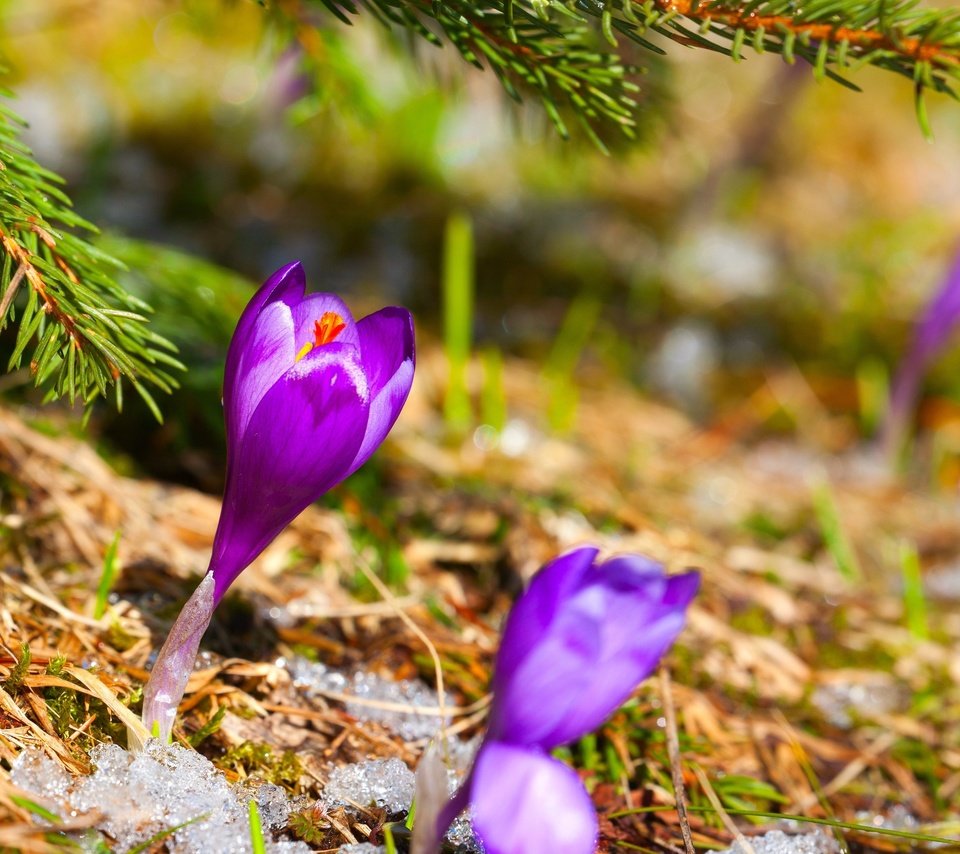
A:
[296, 311, 346, 362]
[314, 311, 346, 346]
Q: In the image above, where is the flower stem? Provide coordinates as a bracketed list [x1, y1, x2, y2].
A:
[141, 572, 216, 744]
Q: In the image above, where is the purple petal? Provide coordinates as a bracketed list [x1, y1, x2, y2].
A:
[469, 742, 598, 854]
[494, 547, 599, 685]
[347, 307, 416, 475]
[227, 300, 296, 443]
[210, 345, 370, 602]
[490, 551, 699, 748]
[224, 262, 306, 448]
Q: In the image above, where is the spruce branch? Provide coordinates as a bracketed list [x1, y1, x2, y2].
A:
[0, 97, 182, 418]
[616, 0, 960, 128]
[272, 0, 960, 144]
[276, 0, 646, 149]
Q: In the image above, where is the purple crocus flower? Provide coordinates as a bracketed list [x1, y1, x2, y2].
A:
[142, 261, 415, 742]
[432, 546, 699, 854]
[883, 247, 960, 457]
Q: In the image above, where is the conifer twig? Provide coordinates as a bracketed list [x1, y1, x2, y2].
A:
[655, 0, 959, 70]
[0, 96, 182, 416]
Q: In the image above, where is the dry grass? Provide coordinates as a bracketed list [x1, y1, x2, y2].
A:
[1, 344, 960, 851]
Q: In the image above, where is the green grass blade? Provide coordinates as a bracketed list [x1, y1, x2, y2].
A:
[384, 823, 398, 854]
[900, 539, 929, 640]
[811, 476, 861, 583]
[93, 531, 121, 620]
[11, 795, 62, 823]
[126, 813, 210, 853]
[248, 799, 267, 854]
[480, 346, 507, 433]
[442, 210, 475, 431]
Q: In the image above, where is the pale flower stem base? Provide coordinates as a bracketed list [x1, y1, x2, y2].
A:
[141, 572, 216, 745]
[410, 741, 450, 854]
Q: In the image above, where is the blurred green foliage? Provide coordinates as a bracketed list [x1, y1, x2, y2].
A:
[90, 235, 252, 485]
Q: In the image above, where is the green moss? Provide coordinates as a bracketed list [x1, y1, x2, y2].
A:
[892, 738, 944, 801]
[3, 642, 30, 694]
[46, 691, 82, 739]
[816, 640, 897, 672]
[218, 741, 303, 787]
[105, 621, 139, 652]
[740, 510, 792, 544]
[46, 655, 67, 677]
[288, 643, 320, 663]
[728, 604, 772, 636]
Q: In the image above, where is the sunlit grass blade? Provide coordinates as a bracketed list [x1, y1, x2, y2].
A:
[384, 822, 398, 854]
[785, 730, 849, 852]
[188, 705, 226, 748]
[811, 476, 861, 583]
[248, 799, 267, 854]
[544, 294, 600, 433]
[900, 539, 929, 640]
[93, 531, 121, 620]
[10, 795, 61, 823]
[443, 210, 474, 431]
[126, 813, 210, 853]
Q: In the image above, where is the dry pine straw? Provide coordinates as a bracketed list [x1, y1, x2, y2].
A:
[1, 346, 960, 851]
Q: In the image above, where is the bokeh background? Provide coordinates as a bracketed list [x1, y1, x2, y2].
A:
[3, 0, 960, 486]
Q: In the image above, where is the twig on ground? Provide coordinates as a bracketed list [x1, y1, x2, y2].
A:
[659, 664, 695, 854]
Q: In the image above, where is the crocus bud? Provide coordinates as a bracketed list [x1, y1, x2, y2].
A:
[211, 261, 415, 603]
[142, 262, 415, 742]
[436, 547, 699, 854]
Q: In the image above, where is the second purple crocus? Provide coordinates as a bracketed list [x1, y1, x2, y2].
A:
[142, 261, 415, 742]
[432, 546, 699, 854]
[883, 246, 960, 457]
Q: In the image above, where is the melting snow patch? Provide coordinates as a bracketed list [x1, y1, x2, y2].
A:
[720, 830, 839, 853]
[287, 656, 452, 741]
[324, 758, 415, 815]
[11, 726, 489, 853]
[811, 673, 904, 729]
[10, 741, 310, 853]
